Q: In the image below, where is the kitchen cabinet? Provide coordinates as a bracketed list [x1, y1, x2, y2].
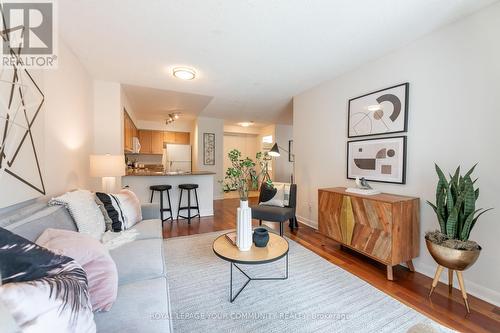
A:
[138, 130, 152, 154]
[124, 111, 138, 152]
[174, 131, 190, 144]
[151, 131, 164, 154]
[164, 131, 176, 144]
[134, 130, 190, 154]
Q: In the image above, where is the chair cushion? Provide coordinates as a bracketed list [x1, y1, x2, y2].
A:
[179, 184, 198, 190]
[150, 185, 172, 191]
[110, 239, 165, 285]
[132, 219, 163, 240]
[251, 205, 295, 222]
[94, 277, 172, 333]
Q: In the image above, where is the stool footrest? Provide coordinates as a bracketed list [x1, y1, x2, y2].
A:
[178, 214, 200, 219]
[178, 206, 199, 210]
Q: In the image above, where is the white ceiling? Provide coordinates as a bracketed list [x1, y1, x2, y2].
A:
[122, 84, 212, 121]
[59, 0, 497, 125]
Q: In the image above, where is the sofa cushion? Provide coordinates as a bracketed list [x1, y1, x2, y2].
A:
[132, 219, 163, 240]
[94, 277, 172, 333]
[1, 206, 77, 242]
[110, 239, 165, 285]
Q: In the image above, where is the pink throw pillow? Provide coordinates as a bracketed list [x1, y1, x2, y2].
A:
[36, 229, 118, 312]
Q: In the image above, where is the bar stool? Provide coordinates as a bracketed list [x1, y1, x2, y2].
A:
[149, 185, 173, 223]
[177, 184, 200, 224]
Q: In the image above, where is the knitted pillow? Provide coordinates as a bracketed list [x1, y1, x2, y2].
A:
[49, 190, 105, 240]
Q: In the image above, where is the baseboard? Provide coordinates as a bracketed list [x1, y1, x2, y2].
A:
[296, 215, 318, 229]
[294, 216, 500, 307]
[416, 262, 500, 307]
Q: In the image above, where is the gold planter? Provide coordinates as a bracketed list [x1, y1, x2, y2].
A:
[426, 239, 481, 314]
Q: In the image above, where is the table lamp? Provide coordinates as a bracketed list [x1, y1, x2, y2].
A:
[89, 154, 125, 193]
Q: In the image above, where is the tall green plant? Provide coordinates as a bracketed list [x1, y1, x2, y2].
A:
[427, 164, 492, 241]
[223, 149, 270, 201]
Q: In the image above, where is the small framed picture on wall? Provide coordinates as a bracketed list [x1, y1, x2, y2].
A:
[347, 136, 407, 184]
[203, 133, 215, 165]
[348, 83, 409, 138]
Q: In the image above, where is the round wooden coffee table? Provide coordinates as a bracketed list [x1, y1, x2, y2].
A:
[213, 232, 289, 302]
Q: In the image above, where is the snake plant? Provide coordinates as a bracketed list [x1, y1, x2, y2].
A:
[427, 164, 492, 241]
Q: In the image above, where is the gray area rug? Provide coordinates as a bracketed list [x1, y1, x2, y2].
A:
[165, 231, 455, 333]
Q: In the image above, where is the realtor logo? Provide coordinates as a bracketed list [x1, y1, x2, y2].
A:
[0, 0, 57, 68]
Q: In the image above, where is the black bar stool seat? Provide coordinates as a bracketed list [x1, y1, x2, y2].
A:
[149, 184, 173, 223]
[177, 184, 200, 224]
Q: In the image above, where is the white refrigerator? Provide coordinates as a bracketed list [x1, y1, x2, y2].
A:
[162, 144, 192, 173]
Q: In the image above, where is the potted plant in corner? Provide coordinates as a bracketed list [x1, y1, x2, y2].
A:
[426, 164, 492, 313]
[223, 149, 270, 251]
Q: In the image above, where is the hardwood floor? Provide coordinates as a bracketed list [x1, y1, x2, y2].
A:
[163, 198, 500, 333]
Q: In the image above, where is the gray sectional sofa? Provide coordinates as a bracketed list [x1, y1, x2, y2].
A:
[0, 202, 173, 333]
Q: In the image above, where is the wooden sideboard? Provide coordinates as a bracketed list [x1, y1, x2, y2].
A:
[318, 187, 420, 280]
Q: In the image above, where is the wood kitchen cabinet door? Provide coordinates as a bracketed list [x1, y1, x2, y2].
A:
[164, 131, 176, 144]
[174, 132, 190, 144]
[138, 130, 152, 154]
[151, 131, 164, 154]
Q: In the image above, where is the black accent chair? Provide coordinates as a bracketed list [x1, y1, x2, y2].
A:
[251, 184, 298, 236]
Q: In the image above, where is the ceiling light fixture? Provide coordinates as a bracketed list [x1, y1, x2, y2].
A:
[238, 121, 254, 127]
[166, 113, 180, 125]
[172, 67, 196, 80]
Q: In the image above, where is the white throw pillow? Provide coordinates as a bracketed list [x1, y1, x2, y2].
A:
[115, 189, 142, 229]
[49, 190, 105, 240]
[260, 183, 286, 207]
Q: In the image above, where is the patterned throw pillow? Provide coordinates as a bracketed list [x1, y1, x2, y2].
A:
[259, 182, 291, 207]
[0, 227, 95, 332]
[96, 189, 142, 232]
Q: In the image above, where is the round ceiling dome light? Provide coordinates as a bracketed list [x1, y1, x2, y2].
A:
[238, 122, 254, 127]
[172, 67, 196, 80]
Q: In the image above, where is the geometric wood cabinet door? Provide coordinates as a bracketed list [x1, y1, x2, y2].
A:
[318, 187, 420, 280]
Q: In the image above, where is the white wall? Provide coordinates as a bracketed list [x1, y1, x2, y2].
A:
[0, 40, 94, 213]
[43, 41, 94, 196]
[293, 3, 500, 305]
[274, 124, 293, 183]
[92, 81, 122, 191]
[192, 116, 224, 199]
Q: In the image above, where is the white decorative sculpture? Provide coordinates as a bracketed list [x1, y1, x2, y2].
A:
[346, 177, 381, 195]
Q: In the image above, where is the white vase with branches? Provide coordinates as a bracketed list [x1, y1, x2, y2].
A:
[224, 149, 264, 251]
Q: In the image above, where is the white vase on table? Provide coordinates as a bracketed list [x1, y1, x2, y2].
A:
[236, 200, 252, 251]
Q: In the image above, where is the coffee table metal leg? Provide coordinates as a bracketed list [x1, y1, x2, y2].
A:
[229, 253, 289, 303]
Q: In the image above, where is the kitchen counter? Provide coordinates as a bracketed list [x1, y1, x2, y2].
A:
[125, 170, 215, 177]
[122, 171, 216, 217]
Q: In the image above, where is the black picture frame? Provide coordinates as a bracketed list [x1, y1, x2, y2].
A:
[346, 136, 407, 184]
[203, 133, 215, 165]
[288, 140, 294, 162]
[347, 82, 409, 138]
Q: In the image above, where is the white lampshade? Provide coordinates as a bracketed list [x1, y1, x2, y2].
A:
[89, 154, 125, 177]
